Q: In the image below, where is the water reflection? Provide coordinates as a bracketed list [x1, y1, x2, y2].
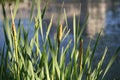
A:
[0, 1, 120, 36]
[0, 1, 120, 47]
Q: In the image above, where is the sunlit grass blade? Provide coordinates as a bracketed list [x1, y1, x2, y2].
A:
[96, 47, 108, 79]
[45, 59, 50, 80]
[37, 0, 44, 42]
[73, 13, 76, 46]
[54, 58, 60, 79]
[45, 15, 53, 43]
[77, 15, 88, 43]
[64, 8, 68, 29]
[13, 0, 19, 18]
[41, 50, 50, 80]
[35, 41, 41, 57]
[62, 24, 67, 33]
[70, 14, 80, 71]
[60, 40, 72, 68]
[48, 36, 53, 50]
[70, 13, 76, 59]
[65, 62, 72, 80]
[17, 19, 21, 44]
[83, 40, 91, 67]
[62, 29, 70, 41]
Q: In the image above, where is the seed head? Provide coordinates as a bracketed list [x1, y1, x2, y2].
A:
[79, 39, 83, 71]
[10, 6, 18, 63]
[10, 6, 16, 38]
[58, 24, 62, 42]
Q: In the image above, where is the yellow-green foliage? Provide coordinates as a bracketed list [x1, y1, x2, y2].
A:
[0, 0, 120, 80]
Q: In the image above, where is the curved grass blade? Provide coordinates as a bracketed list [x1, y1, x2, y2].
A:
[102, 46, 120, 80]
[45, 15, 53, 43]
[89, 28, 103, 70]
[60, 40, 72, 68]
[62, 29, 70, 41]
[77, 15, 89, 43]
[96, 47, 108, 79]
[41, 0, 48, 19]
[64, 8, 68, 29]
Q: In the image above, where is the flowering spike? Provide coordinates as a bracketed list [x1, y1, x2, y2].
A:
[58, 24, 62, 43]
[79, 39, 83, 71]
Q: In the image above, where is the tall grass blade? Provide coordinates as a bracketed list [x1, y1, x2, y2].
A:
[2, 3, 6, 19]
[13, 0, 19, 18]
[41, 1, 48, 19]
[102, 47, 120, 79]
[64, 8, 68, 29]
[60, 40, 72, 67]
[45, 15, 53, 43]
[65, 62, 72, 80]
[70, 13, 76, 59]
[96, 47, 108, 79]
[45, 60, 50, 80]
[84, 40, 91, 66]
[71, 13, 78, 79]
[17, 19, 21, 45]
[62, 29, 70, 41]
[89, 28, 103, 69]
[77, 15, 88, 43]
[55, 59, 60, 79]
[29, 0, 35, 22]
[48, 36, 53, 50]
[37, 0, 44, 42]
[73, 13, 76, 47]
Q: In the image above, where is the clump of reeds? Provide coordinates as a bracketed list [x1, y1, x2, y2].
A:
[0, 0, 120, 80]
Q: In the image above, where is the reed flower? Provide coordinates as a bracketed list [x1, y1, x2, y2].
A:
[79, 39, 83, 71]
[57, 24, 63, 62]
[10, 6, 18, 64]
[10, 5, 19, 77]
[10, 7, 16, 39]
[57, 24, 62, 43]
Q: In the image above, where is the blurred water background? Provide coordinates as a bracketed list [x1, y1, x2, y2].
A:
[0, 0, 120, 79]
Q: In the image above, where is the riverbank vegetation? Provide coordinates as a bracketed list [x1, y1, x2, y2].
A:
[0, 0, 120, 80]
